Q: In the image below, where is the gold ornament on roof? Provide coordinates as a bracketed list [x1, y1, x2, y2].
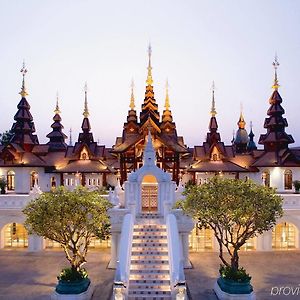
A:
[210, 81, 217, 117]
[146, 44, 153, 86]
[19, 60, 28, 97]
[129, 79, 135, 110]
[272, 54, 280, 90]
[83, 82, 89, 118]
[54, 91, 61, 114]
[238, 103, 246, 129]
[164, 79, 170, 111]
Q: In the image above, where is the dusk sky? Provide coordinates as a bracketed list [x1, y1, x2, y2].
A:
[0, 1, 299, 147]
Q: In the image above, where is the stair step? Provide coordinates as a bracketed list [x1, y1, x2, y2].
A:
[130, 264, 169, 271]
[130, 269, 169, 275]
[129, 290, 171, 296]
[134, 225, 166, 229]
[129, 279, 170, 285]
[132, 239, 167, 244]
[132, 242, 168, 247]
[128, 296, 171, 300]
[131, 259, 169, 264]
[131, 251, 169, 256]
[131, 255, 169, 261]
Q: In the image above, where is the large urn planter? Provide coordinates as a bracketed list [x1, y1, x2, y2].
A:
[214, 277, 256, 300]
[51, 278, 94, 300]
[51, 269, 94, 300]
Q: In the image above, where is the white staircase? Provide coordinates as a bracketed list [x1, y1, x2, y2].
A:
[128, 213, 171, 300]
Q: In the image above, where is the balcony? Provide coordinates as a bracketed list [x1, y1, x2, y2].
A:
[0, 193, 31, 209]
[280, 193, 300, 210]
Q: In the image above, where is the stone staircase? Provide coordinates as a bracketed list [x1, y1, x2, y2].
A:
[128, 213, 171, 300]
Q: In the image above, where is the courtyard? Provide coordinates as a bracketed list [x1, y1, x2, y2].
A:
[0, 249, 299, 300]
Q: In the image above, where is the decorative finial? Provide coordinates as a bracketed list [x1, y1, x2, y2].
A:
[210, 81, 217, 117]
[54, 91, 61, 114]
[83, 82, 89, 118]
[164, 79, 170, 111]
[238, 103, 246, 129]
[19, 60, 28, 97]
[69, 128, 73, 146]
[272, 54, 280, 90]
[129, 79, 135, 110]
[146, 43, 153, 86]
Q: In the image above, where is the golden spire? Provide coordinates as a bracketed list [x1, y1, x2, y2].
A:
[129, 79, 135, 110]
[54, 91, 61, 114]
[19, 60, 28, 97]
[164, 79, 170, 110]
[83, 82, 89, 118]
[272, 54, 280, 90]
[210, 81, 217, 117]
[238, 103, 246, 129]
[146, 43, 153, 86]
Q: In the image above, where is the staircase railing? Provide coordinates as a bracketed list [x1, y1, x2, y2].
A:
[166, 213, 188, 300]
[112, 213, 134, 300]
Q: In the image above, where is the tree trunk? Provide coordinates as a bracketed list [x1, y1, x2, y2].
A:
[231, 248, 239, 272]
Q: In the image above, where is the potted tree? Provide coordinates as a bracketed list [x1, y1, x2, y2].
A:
[293, 180, 300, 194]
[180, 177, 283, 299]
[23, 186, 112, 299]
[0, 177, 7, 194]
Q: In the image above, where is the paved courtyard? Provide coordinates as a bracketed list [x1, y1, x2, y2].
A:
[0, 249, 300, 300]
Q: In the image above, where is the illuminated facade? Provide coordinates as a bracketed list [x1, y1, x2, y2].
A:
[0, 51, 300, 253]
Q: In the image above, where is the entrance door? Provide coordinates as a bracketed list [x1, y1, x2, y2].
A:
[141, 185, 158, 212]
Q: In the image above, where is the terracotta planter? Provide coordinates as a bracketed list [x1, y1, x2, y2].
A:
[55, 278, 90, 295]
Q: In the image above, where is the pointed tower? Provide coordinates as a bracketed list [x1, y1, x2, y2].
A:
[247, 121, 257, 151]
[46, 93, 67, 151]
[123, 80, 139, 134]
[206, 82, 221, 146]
[139, 44, 160, 133]
[69, 128, 73, 146]
[78, 83, 94, 144]
[10, 62, 39, 151]
[161, 80, 176, 133]
[234, 106, 249, 153]
[258, 56, 294, 151]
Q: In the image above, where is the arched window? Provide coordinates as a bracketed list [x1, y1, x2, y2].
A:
[7, 170, 15, 191]
[284, 170, 293, 190]
[212, 154, 218, 161]
[272, 222, 296, 250]
[4, 223, 28, 248]
[30, 171, 38, 189]
[189, 225, 213, 252]
[262, 170, 270, 187]
[51, 177, 56, 189]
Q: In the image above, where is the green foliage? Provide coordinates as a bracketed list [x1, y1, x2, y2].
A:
[181, 176, 283, 272]
[219, 265, 251, 283]
[0, 130, 13, 146]
[293, 180, 300, 191]
[23, 186, 113, 270]
[58, 267, 88, 282]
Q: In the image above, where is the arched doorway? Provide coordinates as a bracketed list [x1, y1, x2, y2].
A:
[3, 223, 28, 248]
[141, 174, 158, 212]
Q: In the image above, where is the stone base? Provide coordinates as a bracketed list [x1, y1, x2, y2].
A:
[51, 283, 94, 300]
[214, 281, 256, 300]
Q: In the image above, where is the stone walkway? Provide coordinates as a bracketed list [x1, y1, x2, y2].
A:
[1, 249, 300, 299]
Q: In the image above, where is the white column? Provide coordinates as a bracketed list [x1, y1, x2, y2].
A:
[108, 233, 118, 269]
[182, 233, 192, 268]
[28, 234, 44, 251]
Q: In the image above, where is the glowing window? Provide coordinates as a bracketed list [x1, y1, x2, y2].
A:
[7, 170, 15, 191]
[284, 170, 293, 190]
[189, 226, 213, 252]
[4, 223, 28, 248]
[262, 170, 270, 187]
[272, 222, 296, 250]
